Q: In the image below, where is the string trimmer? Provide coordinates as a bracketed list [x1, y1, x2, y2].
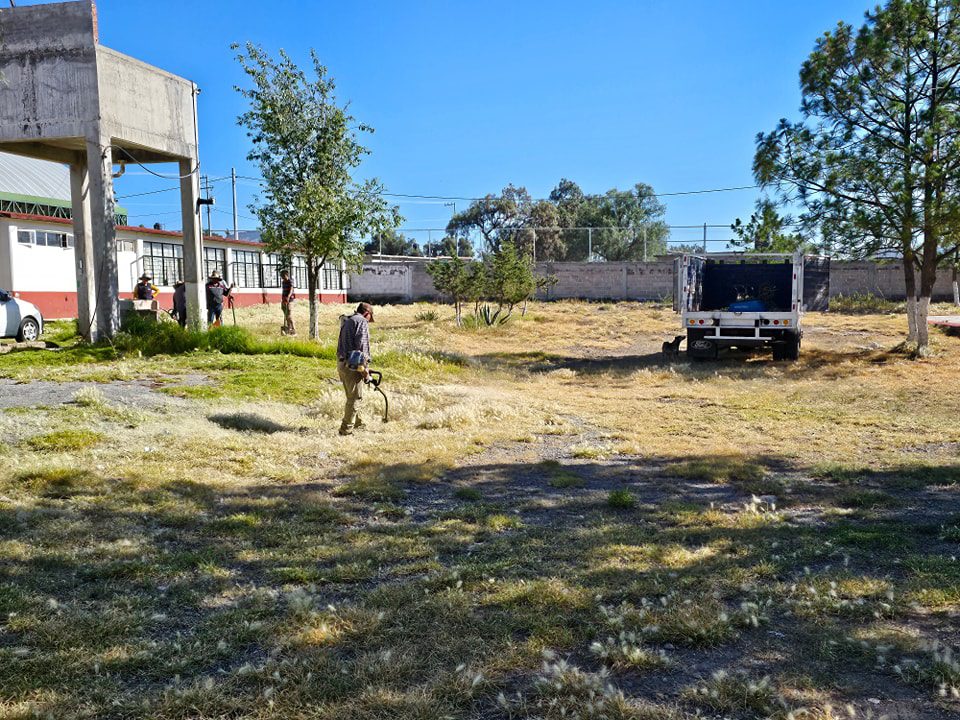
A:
[347, 350, 389, 423]
[365, 370, 389, 423]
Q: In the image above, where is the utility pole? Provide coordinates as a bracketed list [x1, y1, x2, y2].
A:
[642, 226, 648, 262]
[444, 201, 456, 257]
[587, 227, 592, 262]
[200, 174, 213, 238]
[231, 167, 238, 241]
[702, 223, 707, 253]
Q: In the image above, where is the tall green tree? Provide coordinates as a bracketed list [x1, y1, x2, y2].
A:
[234, 43, 401, 339]
[364, 229, 421, 257]
[731, 198, 810, 252]
[446, 185, 532, 255]
[755, 0, 960, 353]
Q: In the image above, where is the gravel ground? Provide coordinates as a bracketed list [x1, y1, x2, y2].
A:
[0, 377, 198, 410]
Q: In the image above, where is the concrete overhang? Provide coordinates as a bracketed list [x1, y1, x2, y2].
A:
[0, 0, 198, 164]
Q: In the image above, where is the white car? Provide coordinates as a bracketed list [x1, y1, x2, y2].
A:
[0, 289, 44, 341]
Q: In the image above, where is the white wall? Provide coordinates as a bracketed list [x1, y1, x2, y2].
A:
[5, 221, 77, 291]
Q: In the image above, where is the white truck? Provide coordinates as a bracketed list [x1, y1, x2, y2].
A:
[674, 252, 830, 361]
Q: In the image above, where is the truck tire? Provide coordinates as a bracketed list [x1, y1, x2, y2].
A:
[784, 333, 800, 361]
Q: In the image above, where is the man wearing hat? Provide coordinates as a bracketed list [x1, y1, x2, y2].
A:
[205, 271, 233, 326]
[336, 302, 375, 436]
[133, 273, 158, 301]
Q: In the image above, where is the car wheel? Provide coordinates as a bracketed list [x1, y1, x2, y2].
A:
[17, 317, 40, 342]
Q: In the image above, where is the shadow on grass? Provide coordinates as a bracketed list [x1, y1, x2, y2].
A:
[473, 344, 907, 380]
[208, 412, 293, 434]
[3, 455, 960, 718]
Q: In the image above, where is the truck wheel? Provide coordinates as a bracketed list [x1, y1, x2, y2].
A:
[784, 334, 801, 361]
[772, 342, 785, 361]
[17, 317, 40, 342]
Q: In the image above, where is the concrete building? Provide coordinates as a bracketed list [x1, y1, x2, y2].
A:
[0, 153, 347, 318]
[0, 0, 207, 339]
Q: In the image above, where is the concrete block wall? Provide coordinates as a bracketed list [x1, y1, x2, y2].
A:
[348, 258, 959, 303]
[830, 261, 956, 300]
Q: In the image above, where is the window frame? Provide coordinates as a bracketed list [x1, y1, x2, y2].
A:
[142, 240, 183, 286]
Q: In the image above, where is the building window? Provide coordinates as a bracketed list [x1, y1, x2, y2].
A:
[16, 230, 72, 247]
[291, 255, 308, 290]
[261, 253, 282, 288]
[323, 266, 343, 291]
[143, 241, 183, 286]
[232, 249, 261, 288]
[118, 239, 135, 253]
[204, 247, 226, 279]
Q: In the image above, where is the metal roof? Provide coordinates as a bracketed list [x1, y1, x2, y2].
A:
[0, 151, 70, 204]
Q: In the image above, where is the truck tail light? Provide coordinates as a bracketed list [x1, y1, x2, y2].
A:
[698, 319, 704, 325]
[783, 319, 790, 326]
[773, 320, 780, 325]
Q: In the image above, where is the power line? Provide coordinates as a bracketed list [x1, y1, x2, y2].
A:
[234, 175, 758, 202]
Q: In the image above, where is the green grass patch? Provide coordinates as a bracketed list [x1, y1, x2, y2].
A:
[539, 459, 585, 489]
[829, 292, 904, 315]
[834, 488, 895, 508]
[14, 467, 101, 498]
[453, 486, 483, 501]
[607, 488, 637, 509]
[665, 455, 765, 485]
[114, 314, 336, 359]
[812, 462, 960, 489]
[23, 429, 104, 452]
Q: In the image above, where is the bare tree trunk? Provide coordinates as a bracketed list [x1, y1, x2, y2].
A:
[903, 255, 918, 344]
[917, 246, 939, 355]
[953, 261, 959, 306]
[307, 258, 320, 340]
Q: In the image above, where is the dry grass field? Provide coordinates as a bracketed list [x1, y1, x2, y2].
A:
[1, 300, 959, 719]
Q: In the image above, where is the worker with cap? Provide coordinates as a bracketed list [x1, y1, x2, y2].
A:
[133, 273, 158, 300]
[205, 271, 233, 326]
[336, 302, 375, 436]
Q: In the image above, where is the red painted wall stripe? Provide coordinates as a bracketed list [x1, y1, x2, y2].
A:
[12, 291, 348, 320]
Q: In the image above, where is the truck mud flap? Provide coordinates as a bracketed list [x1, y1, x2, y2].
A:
[686, 330, 717, 359]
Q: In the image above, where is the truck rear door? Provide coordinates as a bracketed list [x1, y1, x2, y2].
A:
[802, 256, 831, 311]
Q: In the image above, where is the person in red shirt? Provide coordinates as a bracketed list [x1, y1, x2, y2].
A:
[280, 269, 296, 335]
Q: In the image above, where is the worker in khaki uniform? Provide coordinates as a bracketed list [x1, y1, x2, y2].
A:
[336, 302, 374, 436]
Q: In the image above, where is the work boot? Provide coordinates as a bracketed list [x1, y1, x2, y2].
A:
[338, 426, 352, 436]
[353, 416, 364, 430]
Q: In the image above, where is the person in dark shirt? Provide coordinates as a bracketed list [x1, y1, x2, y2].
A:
[335, 302, 374, 435]
[280, 270, 296, 335]
[205, 271, 233, 326]
[134, 274, 158, 301]
[172, 280, 187, 327]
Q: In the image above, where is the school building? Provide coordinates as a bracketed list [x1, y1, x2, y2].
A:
[0, 153, 348, 319]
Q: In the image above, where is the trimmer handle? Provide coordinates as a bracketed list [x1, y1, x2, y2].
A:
[366, 370, 382, 388]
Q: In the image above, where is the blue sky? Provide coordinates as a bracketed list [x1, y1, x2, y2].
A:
[92, 0, 871, 249]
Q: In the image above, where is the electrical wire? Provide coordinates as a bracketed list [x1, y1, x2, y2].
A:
[110, 146, 200, 180]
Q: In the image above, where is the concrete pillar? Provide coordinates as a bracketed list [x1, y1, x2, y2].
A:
[179, 158, 205, 330]
[3, 225, 17, 290]
[70, 154, 96, 341]
[86, 138, 120, 340]
[224, 247, 234, 286]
